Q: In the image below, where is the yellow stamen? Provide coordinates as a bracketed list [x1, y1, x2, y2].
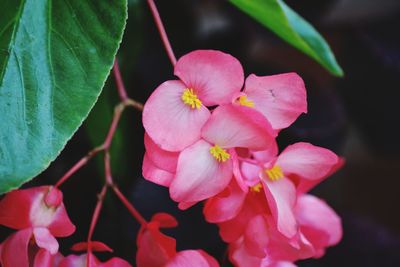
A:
[250, 183, 263, 193]
[238, 95, 254, 108]
[210, 145, 230, 162]
[181, 88, 202, 109]
[265, 165, 284, 181]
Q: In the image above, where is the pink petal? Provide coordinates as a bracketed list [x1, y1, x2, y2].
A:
[151, 213, 178, 228]
[178, 201, 197, 210]
[231, 150, 250, 192]
[201, 104, 276, 151]
[143, 80, 210, 151]
[170, 140, 233, 203]
[243, 73, 307, 130]
[136, 223, 176, 267]
[240, 161, 262, 186]
[261, 177, 297, 238]
[166, 250, 219, 267]
[204, 180, 246, 223]
[229, 239, 263, 267]
[268, 261, 298, 267]
[174, 50, 244, 106]
[296, 195, 342, 254]
[243, 215, 269, 258]
[33, 227, 59, 255]
[296, 157, 345, 194]
[58, 254, 88, 267]
[276, 143, 340, 181]
[0, 187, 41, 229]
[143, 153, 175, 187]
[197, 250, 220, 267]
[0, 228, 32, 267]
[71, 241, 113, 252]
[144, 133, 179, 173]
[99, 257, 132, 267]
[33, 250, 64, 267]
[252, 140, 279, 163]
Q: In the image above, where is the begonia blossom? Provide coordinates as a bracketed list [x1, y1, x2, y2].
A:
[143, 50, 244, 152]
[136, 212, 219, 267]
[0, 186, 75, 267]
[240, 142, 340, 238]
[169, 104, 276, 207]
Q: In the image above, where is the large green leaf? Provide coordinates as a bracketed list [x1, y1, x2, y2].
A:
[230, 0, 344, 77]
[0, 0, 127, 194]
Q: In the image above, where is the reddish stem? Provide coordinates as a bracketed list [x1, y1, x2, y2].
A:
[86, 185, 108, 267]
[112, 185, 147, 226]
[146, 0, 177, 66]
[54, 146, 103, 188]
[113, 59, 129, 101]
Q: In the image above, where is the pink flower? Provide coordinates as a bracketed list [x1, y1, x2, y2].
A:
[0, 186, 75, 267]
[206, 189, 341, 266]
[241, 142, 341, 238]
[143, 50, 244, 152]
[169, 104, 275, 207]
[58, 242, 131, 267]
[136, 213, 219, 267]
[234, 73, 307, 131]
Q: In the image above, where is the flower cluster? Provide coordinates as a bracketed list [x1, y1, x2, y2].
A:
[0, 186, 220, 267]
[143, 50, 343, 266]
[0, 186, 130, 267]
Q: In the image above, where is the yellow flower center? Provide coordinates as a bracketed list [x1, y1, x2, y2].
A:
[250, 183, 263, 193]
[181, 88, 202, 109]
[265, 165, 284, 181]
[238, 95, 254, 108]
[210, 145, 230, 162]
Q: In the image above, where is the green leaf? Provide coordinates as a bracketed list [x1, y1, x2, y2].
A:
[230, 0, 344, 77]
[0, 0, 127, 194]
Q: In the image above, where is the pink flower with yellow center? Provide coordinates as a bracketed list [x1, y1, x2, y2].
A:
[143, 50, 244, 152]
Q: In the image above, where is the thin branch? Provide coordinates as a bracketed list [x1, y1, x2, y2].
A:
[113, 59, 129, 101]
[112, 185, 147, 226]
[146, 0, 177, 66]
[86, 185, 108, 267]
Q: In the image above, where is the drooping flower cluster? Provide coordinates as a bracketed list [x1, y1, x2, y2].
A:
[0, 186, 130, 267]
[143, 50, 343, 266]
[0, 186, 221, 267]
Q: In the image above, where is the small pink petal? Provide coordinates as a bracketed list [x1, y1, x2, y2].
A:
[229, 239, 263, 267]
[144, 133, 179, 173]
[201, 104, 276, 151]
[231, 150, 250, 192]
[177, 201, 197, 210]
[261, 177, 297, 238]
[166, 250, 219, 267]
[204, 180, 246, 223]
[151, 213, 178, 228]
[0, 228, 32, 267]
[296, 195, 342, 253]
[251, 140, 279, 163]
[71, 241, 113, 252]
[136, 222, 176, 267]
[276, 142, 340, 181]
[174, 50, 244, 106]
[33, 227, 59, 255]
[170, 140, 233, 203]
[240, 161, 262, 186]
[143, 80, 210, 151]
[243, 73, 307, 130]
[142, 153, 175, 187]
[99, 257, 132, 267]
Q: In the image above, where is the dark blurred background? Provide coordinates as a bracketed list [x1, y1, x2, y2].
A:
[2, 0, 400, 266]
